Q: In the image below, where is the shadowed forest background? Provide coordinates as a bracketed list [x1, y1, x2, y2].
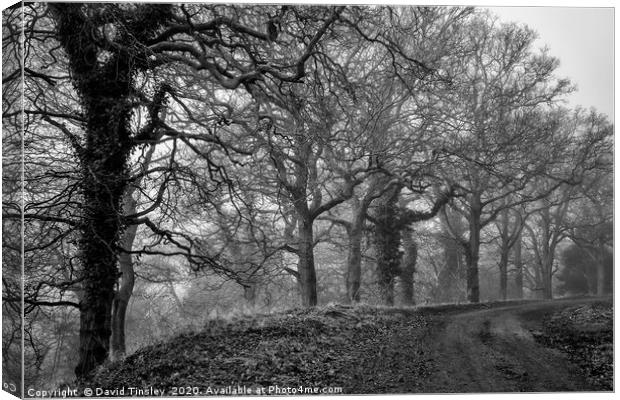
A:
[1, 3, 613, 391]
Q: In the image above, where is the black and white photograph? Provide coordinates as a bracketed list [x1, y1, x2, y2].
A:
[1, 1, 615, 397]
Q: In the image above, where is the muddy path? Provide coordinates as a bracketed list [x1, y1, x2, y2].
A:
[419, 298, 608, 393]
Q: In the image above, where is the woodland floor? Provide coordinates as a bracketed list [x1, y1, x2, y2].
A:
[84, 297, 613, 395]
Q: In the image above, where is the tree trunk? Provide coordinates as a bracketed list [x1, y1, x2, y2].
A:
[346, 195, 374, 303]
[110, 293, 129, 361]
[513, 232, 523, 299]
[498, 250, 509, 301]
[110, 196, 138, 361]
[297, 218, 318, 307]
[346, 219, 364, 303]
[542, 264, 553, 299]
[465, 245, 480, 303]
[50, 4, 127, 378]
[399, 229, 417, 305]
[497, 208, 510, 301]
[50, 4, 172, 378]
[465, 196, 482, 303]
[374, 185, 402, 306]
[532, 261, 544, 299]
[541, 250, 554, 300]
[75, 282, 115, 378]
[377, 265, 396, 305]
[75, 106, 130, 378]
[539, 208, 555, 300]
[75, 141, 128, 377]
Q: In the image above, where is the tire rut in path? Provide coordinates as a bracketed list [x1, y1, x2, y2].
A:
[421, 301, 596, 393]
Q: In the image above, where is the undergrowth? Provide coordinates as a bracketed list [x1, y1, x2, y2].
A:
[84, 304, 431, 394]
[536, 301, 613, 390]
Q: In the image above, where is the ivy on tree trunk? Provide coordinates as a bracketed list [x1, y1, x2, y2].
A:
[49, 4, 173, 378]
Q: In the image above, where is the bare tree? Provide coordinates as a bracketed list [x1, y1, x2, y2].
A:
[14, 3, 345, 377]
[432, 14, 573, 303]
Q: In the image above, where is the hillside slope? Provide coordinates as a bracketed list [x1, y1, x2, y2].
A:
[84, 298, 612, 395]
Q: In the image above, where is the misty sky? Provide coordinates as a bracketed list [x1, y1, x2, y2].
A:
[488, 7, 614, 122]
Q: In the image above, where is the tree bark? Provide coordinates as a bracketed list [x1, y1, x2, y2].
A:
[345, 191, 376, 303]
[540, 228, 554, 300]
[297, 217, 318, 307]
[532, 261, 544, 299]
[497, 208, 510, 301]
[374, 185, 402, 306]
[465, 244, 480, 303]
[513, 231, 523, 299]
[538, 205, 561, 300]
[541, 256, 553, 300]
[498, 249, 509, 301]
[345, 207, 364, 303]
[465, 195, 482, 303]
[74, 90, 131, 379]
[110, 196, 137, 361]
[399, 229, 417, 305]
[76, 103, 130, 376]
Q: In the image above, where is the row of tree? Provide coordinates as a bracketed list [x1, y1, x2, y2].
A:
[2, 3, 612, 388]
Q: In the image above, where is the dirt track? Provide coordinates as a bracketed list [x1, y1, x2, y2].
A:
[419, 298, 608, 392]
